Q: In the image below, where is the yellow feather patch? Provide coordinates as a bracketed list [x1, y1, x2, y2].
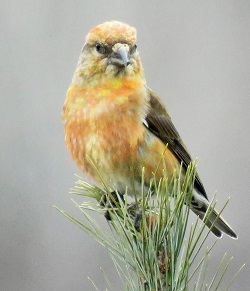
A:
[86, 21, 137, 46]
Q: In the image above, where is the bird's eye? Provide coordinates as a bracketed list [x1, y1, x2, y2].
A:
[131, 44, 137, 54]
[95, 43, 107, 54]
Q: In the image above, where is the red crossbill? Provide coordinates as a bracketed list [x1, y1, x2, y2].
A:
[62, 21, 237, 239]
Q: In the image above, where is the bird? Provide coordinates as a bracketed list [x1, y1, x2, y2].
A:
[62, 20, 237, 239]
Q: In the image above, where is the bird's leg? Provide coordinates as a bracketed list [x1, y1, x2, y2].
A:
[133, 208, 143, 232]
[100, 191, 125, 220]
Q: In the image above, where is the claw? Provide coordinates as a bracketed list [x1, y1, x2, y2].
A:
[100, 191, 125, 220]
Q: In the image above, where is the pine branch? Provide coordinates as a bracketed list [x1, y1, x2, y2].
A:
[55, 162, 244, 290]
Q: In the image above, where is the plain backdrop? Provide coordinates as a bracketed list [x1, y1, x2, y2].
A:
[1, 1, 250, 290]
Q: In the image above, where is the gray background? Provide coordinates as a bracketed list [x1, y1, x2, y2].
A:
[1, 1, 250, 290]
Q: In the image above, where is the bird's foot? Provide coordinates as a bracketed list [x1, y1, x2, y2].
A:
[100, 191, 125, 220]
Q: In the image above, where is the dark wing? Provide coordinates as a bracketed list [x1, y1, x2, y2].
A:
[145, 88, 208, 200]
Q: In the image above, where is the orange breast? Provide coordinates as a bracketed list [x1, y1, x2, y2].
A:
[63, 79, 180, 189]
[63, 78, 147, 183]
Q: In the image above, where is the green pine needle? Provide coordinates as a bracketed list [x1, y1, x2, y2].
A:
[55, 161, 244, 290]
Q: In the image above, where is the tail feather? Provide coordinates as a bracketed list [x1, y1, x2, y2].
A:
[191, 201, 237, 239]
[205, 207, 237, 239]
[192, 208, 223, 238]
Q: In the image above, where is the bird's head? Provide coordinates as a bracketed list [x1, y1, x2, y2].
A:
[73, 21, 144, 85]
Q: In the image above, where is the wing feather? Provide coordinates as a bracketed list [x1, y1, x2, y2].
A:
[145, 88, 208, 200]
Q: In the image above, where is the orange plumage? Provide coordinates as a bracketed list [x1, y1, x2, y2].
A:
[62, 21, 237, 238]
